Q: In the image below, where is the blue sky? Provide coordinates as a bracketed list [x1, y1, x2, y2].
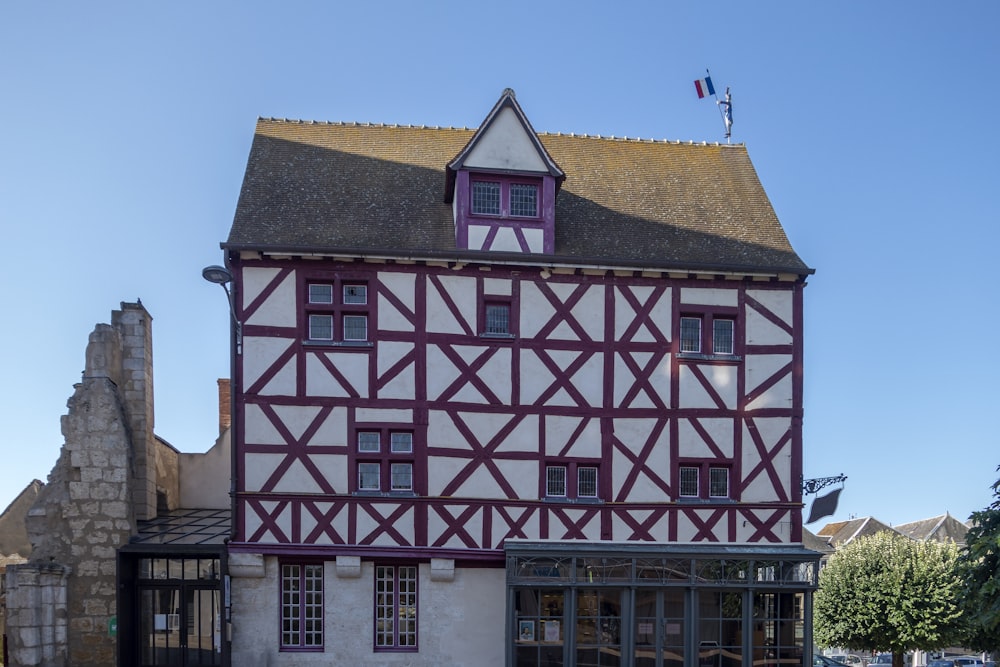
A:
[2, 1, 998, 529]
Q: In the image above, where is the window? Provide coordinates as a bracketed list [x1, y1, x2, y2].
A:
[470, 176, 540, 218]
[679, 466, 700, 497]
[472, 181, 501, 215]
[354, 429, 416, 494]
[375, 565, 417, 650]
[280, 563, 323, 650]
[546, 466, 567, 497]
[709, 467, 729, 498]
[545, 463, 600, 500]
[680, 317, 702, 353]
[678, 312, 737, 357]
[577, 466, 598, 498]
[485, 302, 510, 335]
[509, 183, 538, 217]
[678, 463, 731, 500]
[713, 319, 734, 355]
[305, 278, 370, 344]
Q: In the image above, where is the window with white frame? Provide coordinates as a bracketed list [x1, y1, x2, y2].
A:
[354, 429, 415, 493]
[375, 565, 417, 650]
[678, 463, 731, 500]
[280, 563, 323, 651]
[305, 278, 370, 343]
[545, 463, 600, 500]
[679, 312, 737, 357]
[470, 176, 540, 219]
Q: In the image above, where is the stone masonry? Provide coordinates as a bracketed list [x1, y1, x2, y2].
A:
[4, 302, 155, 667]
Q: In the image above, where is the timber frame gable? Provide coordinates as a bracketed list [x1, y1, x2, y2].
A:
[446, 88, 564, 255]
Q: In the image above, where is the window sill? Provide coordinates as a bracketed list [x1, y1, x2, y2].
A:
[677, 353, 742, 363]
[480, 333, 516, 342]
[542, 497, 604, 504]
[305, 340, 374, 349]
[468, 214, 543, 224]
[677, 497, 734, 503]
[352, 491, 417, 498]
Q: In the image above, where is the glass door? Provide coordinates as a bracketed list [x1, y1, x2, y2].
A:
[137, 557, 222, 667]
[139, 583, 220, 667]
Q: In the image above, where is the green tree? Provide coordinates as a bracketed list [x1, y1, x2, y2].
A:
[814, 531, 964, 667]
[958, 467, 1000, 652]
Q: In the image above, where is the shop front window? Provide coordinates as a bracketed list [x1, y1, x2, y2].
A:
[514, 588, 565, 667]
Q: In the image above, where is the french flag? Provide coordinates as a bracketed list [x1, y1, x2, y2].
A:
[694, 76, 715, 99]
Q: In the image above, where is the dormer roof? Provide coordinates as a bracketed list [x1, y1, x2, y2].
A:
[445, 88, 564, 203]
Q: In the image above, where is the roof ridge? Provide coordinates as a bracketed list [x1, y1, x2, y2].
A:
[253, 118, 742, 147]
[538, 131, 740, 147]
[257, 117, 473, 132]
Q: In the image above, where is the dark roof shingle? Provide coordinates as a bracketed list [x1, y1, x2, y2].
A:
[226, 120, 811, 275]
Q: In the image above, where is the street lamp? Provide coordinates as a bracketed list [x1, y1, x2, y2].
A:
[201, 265, 242, 354]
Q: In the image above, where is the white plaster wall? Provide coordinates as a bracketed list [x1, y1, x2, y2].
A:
[426, 275, 475, 334]
[615, 285, 671, 341]
[744, 355, 793, 410]
[244, 268, 297, 327]
[230, 558, 506, 667]
[243, 337, 295, 394]
[464, 107, 547, 172]
[677, 418, 734, 459]
[680, 287, 738, 307]
[747, 289, 793, 326]
[740, 417, 792, 502]
[306, 351, 370, 397]
[378, 272, 416, 331]
[483, 278, 512, 296]
[677, 364, 737, 409]
[612, 418, 671, 503]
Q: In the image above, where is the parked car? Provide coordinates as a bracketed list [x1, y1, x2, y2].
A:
[928, 660, 956, 667]
[953, 658, 983, 667]
[817, 657, 848, 667]
[871, 655, 894, 666]
[830, 655, 864, 666]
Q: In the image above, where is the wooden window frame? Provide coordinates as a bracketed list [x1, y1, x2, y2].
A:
[678, 461, 733, 500]
[544, 461, 601, 501]
[469, 174, 542, 220]
[678, 308, 740, 359]
[279, 562, 324, 652]
[352, 427, 420, 495]
[374, 564, 418, 652]
[303, 275, 372, 345]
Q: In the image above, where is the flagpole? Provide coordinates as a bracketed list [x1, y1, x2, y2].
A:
[705, 68, 732, 143]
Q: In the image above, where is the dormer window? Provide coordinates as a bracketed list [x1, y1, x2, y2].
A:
[470, 176, 540, 219]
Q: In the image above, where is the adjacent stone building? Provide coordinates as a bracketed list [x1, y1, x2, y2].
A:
[3, 302, 230, 667]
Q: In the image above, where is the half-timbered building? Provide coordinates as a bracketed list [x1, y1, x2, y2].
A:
[218, 89, 819, 667]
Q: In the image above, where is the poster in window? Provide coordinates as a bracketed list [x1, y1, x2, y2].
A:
[518, 620, 534, 642]
[543, 619, 560, 642]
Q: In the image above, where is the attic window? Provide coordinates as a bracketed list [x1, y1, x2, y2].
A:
[472, 181, 501, 215]
[470, 177, 540, 219]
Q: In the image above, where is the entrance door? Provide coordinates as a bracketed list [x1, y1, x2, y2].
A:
[139, 582, 221, 667]
[134, 556, 222, 667]
[634, 588, 686, 667]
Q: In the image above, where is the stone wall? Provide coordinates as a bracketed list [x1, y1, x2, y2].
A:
[4, 301, 155, 667]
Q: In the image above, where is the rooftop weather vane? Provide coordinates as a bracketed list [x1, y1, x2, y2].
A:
[694, 69, 733, 142]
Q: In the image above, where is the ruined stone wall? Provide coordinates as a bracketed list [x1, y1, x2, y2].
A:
[5, 301, 154, 667]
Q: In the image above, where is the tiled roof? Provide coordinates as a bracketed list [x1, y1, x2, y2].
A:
[226, 119, 811, 276]
[816, 516, 898, 547]
[895, 513, 969, 545]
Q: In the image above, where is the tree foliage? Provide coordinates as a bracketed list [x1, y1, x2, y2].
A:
[958, 467, 1000, 651]
[814, 531, 964, 667]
